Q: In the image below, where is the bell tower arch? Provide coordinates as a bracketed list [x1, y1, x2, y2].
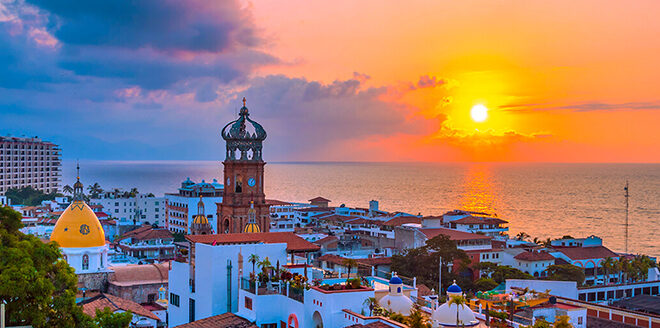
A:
[217, 98, 270, 233]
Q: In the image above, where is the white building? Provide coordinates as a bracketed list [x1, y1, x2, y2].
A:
[89, 193, 166, 227]
[0, 195, 11, 206]
[0, 135, 61, 194]
[167, 232, 320, 327]
[165, 178, 223, 234]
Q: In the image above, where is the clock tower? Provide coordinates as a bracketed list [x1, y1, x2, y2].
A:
[217, 98, 270, 233]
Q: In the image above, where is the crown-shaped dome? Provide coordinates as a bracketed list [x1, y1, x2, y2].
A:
[51, 200, 105, 248]
[221, 98, 267, 142]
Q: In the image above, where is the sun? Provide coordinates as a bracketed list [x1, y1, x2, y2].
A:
[470, 104, 488, 122]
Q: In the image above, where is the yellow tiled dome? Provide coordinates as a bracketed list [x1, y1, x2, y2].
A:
[50, 200, 106, 248]
[244, 222, 261, 233]
[192, 214, 209, 225]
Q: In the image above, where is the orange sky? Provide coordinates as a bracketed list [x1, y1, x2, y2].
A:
[248, 0, 660, 162]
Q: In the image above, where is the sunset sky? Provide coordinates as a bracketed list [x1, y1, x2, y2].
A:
[1, 0, 659, 162]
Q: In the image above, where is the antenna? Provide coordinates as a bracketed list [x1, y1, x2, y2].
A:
[624, 180, 629, 254]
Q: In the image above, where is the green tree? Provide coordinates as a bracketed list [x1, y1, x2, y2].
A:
[553, 315, 574, 328]
[5, 186, 61, 206]
[491, 265, 534, 284]
[392, 235, 469, 291]
[87, 183, 103, 198]
[406, 303, 431, 328]
[248, 254, 260, 278]
[363, 297, 378, 316]
[601, 257, 615, 285]
[546, 264, 585, 285]
[94, 308, 132, 328]
[515, 232, 531, 241]
[342, 258, 358, 278]
[0, 206, 93, 327]
[389, 312, 406, 324]
[63, 184, 74, 195]
[474, 261, 499, 278]
[474, 277, 498, 291]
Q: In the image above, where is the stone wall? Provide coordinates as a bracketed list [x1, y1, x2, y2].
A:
[78, 271, 113, 291]
[107, 282, 168, 304]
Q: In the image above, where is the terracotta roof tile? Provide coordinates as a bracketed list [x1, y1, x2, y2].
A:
[514, 251, 555, 261]
[309, 196, 331, 202]
[384, 216, 421, 226]
[173, 313, 257, 328]
[420, 228, 492, 241]
[355, 257, 392, 266]
[120, 226, 173, 241]
[186, 232, 320, 252]
[81, 293, 159, 320]
[265, 199, 292, 206]
[453, 217, 508, 225]
[556, 246, 618, 260]
[109, 262, 169, 286]
[314, 235, 339, 245]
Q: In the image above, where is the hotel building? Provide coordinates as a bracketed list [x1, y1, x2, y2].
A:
[0, 135, 61, 194]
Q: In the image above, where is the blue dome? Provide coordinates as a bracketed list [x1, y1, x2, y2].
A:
[447, 283, 462, 293]
[389, 276, 403, 284]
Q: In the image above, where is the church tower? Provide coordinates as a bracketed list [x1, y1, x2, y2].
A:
[190, 196, 214, 235]
[217, 98, 270, 233]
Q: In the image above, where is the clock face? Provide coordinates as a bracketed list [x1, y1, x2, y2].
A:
[226, 177, 231, 186]
[247, 177, 256, 187]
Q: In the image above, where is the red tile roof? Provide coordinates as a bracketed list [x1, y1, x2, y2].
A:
[556, 246, 618, 260]
[314, 235, 339, 245]
[309, 196, 331, 202]
[420, 228, 492, 241]
[355, 257, 392, 266]
[265, 199, 292, 206]
[81, 293, 159, 320]
[384, 216, 421, 226]
[109, 262, 169, 286]
[453, 217, 508, 225]
[119, 226, 173, 241]
[186, 232, 320, 252]
[317, 254, 347, 266]
[514, 251, 555, 261]
[173, 313, 257, 328]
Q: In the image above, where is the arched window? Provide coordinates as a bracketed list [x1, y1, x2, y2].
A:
[100, 254, 104, 268]
[82, 254, 89, 270]
[235, 175, 243, 193]
[397, 287, 401, 293]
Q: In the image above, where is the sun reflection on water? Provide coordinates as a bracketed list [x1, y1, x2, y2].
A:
[459, 164, 499, 215]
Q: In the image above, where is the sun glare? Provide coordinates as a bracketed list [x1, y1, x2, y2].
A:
[470, 104, 488, 122]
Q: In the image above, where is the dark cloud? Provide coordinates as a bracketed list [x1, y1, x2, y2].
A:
[233, 75, 433, 158]
[415, 75, 446, 89]
[1, 0, 277, 101]
[500, 102, 660, 112]
[26, 0, 260, 53]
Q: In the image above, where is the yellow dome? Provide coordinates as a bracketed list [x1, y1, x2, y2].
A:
[192, 214, 209, 225]
[51, 200, 106, 248]
[244, 222, 261, 233]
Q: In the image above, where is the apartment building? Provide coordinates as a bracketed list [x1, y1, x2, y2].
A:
[0, 136, 61, 194]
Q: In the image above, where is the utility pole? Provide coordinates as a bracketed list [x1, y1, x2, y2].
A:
[624, 180, 629, 254]
[439, 256, 442, 296]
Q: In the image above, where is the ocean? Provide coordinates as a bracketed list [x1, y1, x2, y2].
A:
[64, 161, 660, 258]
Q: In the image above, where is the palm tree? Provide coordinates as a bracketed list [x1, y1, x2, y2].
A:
[515, 232, 530, 241]
[342, 258, 358, 279]
[615, 257, 626, 284]
[87, 183, 103, 198]
[602, 257, 615, 285]
[129, 187, 139, 197]
[248, 254, 260, 278]
[406, 303, 431, 328]
[62, 185, 73, 195]
[363, 297, 378, 316]
[448, 294, 468, 327]
[553, 315, 573, 328]
[258, 257, 272, 274]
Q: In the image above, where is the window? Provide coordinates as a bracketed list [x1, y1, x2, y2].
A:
[170, 293, 180, 307]
[82, 254, 89, 270]
[100, 254, 104, 268]
[148, 294, 156, 303]
[189, 298, 195, 322]
[245, 296, 252, 310]
[578, 317, 583, 325]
